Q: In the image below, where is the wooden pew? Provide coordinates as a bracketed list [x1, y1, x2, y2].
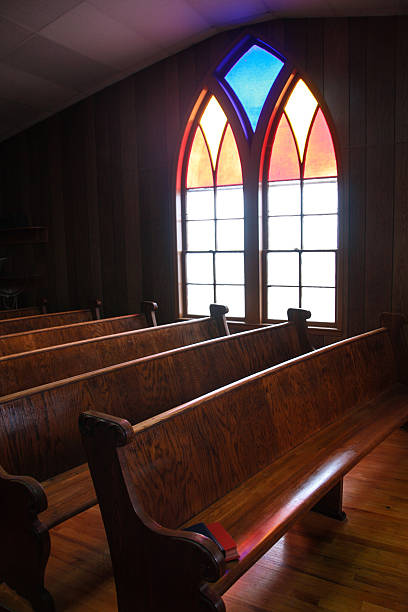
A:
[0, 301, 158, 356]
[0, 299, 47, 320]
[0, 301, 102, 337]
[80, 313, 408, 612]
[0, 308, 312, 612]
[0, 303, 233, 395]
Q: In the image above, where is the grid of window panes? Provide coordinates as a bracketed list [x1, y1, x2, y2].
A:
[185, 185, 245, 318]
[267, 177, 338, 322]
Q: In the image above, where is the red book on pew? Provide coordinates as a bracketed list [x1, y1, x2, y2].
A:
[184, 522, 239, 562]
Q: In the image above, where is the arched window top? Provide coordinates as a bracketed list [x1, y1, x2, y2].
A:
[178, 37, 340, 327]
[186, 95, 242, 189]
[216, 37, 286, 135]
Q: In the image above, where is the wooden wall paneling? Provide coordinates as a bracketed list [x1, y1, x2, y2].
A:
[137, 61, 175, 322]
[392, 142, 408, 314]
[347, 18, 367, 336]
[284, 19, 307, 72]
[306, 18, 324, 94]
[44, 115, 70, 310]
[95, 84, 129, 316]
[395, 16, 408, 144]
[118, 78, 143, 315]
[61, 99, 101, 309]
[364, 17, 396, 330]
[392, 18, 408, 316]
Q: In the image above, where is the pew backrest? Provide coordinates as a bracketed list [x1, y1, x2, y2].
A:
[0, 301, 157, 356]
[0, 309, 311, 482]
[0, 302, 47, 321]
[0, 306, 99, 337]
[0, 303, 230, 395]
[93, 326, 399, 530]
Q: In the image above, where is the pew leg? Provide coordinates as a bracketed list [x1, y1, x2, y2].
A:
[312, 479, 347, 521]
[0, 468, 55, 612]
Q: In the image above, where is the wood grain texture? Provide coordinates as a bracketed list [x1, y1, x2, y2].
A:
[0, 317, 303, 482]
[0, 309, 230, 396]
[0, 313, 150, 357]
[1, 429, 407, 612]
[81, 323, 408, 611]
[0, 305, 44, 320]
[0, 309, 96, 336]
[0, 313, 309, 611]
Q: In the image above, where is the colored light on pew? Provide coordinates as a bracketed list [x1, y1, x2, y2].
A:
[224, 45, 284, 131]
[199, 96, 227, 169]
[186, 126, 213, 189]
[285, 80, 318, 162]
[216, 124, 243, 186]
[269, 113, 300, 181]
[304, 109, 337, 178]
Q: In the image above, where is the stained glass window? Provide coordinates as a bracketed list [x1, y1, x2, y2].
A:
[221, 43, 284, 132]
[184, 96, 244, 318]
[266, 79, 338, 323]
[179, 39, 340, 327]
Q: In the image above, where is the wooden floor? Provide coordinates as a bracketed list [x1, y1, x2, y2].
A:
[1, 429, 407, 612]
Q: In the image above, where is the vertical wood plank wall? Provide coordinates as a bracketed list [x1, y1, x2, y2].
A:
[0, 16, 406, 336]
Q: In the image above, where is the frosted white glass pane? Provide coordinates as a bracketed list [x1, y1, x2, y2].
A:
[215, 253, 244, 284]
[186, 253, 213, 284]
[217, 219, 244, 250]
[303, 215, 337, 250]
[199, 96, 227, 168]
[303, 179, 338, 214]
[187, 284, 214, 316]
[302, 252, 335, 287]
[269, 216, 301, 250]
[284, 80, 318, 161]
[186, 220, 215, 251]
[268, 286, 299, 320]
[186, 189, 214, 220]
[302, 287, 335, 323]
[216, 285, 245, 318]
[267, 252, 299, 286]
[268, 180, 301, 216]
[216, 186, 244, 218]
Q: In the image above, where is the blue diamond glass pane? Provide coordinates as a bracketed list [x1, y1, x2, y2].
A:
[224, 45, 284, 131]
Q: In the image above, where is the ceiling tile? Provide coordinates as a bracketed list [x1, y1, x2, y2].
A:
[261, 0, 335, 17]
[0, 63, 77, 111]
[2, 35, 118, 92]
[88, 0, 211, 46]
[41, 2, 159, 70]
[0, 0, 85, 31]
[0, 17, 32, 59]
[187, 0, 270, 26]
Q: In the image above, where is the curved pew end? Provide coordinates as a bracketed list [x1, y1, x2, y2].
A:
[79, 411, 226, 612]
[0, 468, 54, 612]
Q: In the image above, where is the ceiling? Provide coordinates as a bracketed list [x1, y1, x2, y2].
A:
[0, 0, 406, 143]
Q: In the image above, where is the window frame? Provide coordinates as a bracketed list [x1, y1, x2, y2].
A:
[176, 36, 344, 331]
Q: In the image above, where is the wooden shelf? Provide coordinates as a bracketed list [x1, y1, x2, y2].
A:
[0, 227, 48, 245]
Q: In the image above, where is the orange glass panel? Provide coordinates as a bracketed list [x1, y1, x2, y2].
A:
[304, 108, 337, 178]
[269, 113, 300, 181]
[216, 124, 243, 186]
[186, 126, 213, 188]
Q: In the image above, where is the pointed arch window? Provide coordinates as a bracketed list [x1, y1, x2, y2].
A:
[183, 96, 245, 318]
[177, 37, 340, 328]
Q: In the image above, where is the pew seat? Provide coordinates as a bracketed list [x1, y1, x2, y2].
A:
[80, 313, 408, 612]
[0, 308, 312, 612]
